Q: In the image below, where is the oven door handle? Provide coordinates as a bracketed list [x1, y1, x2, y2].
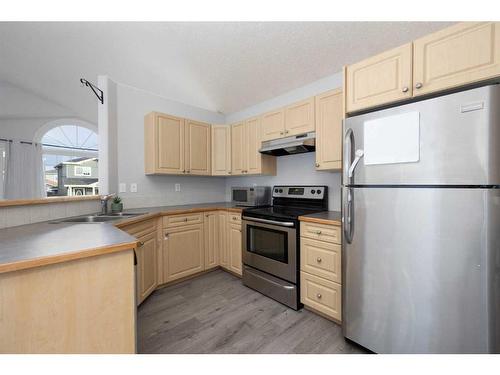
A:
[242, 216, 295, 227]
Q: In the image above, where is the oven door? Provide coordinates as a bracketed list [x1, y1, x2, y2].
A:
[242, 217, 297, 283]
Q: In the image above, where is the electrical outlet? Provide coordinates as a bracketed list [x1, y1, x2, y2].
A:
[119, 183, 127, 193]
[175, 183, 181, 192]
[130, 183, 138, 193]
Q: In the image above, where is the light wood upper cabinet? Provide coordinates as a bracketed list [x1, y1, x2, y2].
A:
[230, 122, 246, 175]
[231, 120, 276, 176]
[185, 119, 211, 175]
[261, 108, 285, 141]
[413, 22, 500, 96]
[211, 125, 231, 176]
[163, 224, 204, 283]
[145, 112, 185, 174]
[315, 89, 343, 171]
[246, 116, 262, 174]
[204, 211, 219, 270]
[218, 211, 229, 269]
[228, 222, 243, 276]
[136, 231, 158, 305]
[345, 43, 413, 113]
[285, 97, 315, 136]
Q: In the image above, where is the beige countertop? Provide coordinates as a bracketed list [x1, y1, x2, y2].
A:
[0, 202, 243, 274]
[298, 211, 342, 226]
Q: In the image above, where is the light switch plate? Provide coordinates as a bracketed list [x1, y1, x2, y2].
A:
[119, 183, 127, 193]
[175, 183, 181, 192]
[130, 183, 138, 193]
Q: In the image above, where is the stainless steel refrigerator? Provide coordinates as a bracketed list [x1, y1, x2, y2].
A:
[342, 84, 500, 353]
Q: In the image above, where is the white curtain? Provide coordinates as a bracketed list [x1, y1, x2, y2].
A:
[4, 140, 45, 200]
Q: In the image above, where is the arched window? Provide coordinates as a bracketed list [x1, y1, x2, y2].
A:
[40, 124, 99, 197]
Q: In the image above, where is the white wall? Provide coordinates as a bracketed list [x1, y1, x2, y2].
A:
[225, 153, 341, 211]
[225, 71, 343, 124]
[114, 79, 227, 209]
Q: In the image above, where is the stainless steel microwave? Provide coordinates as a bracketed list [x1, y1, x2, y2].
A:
[231, 186, 271, 207]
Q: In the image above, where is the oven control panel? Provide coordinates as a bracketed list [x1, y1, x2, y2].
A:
[272, 186, 326, 199]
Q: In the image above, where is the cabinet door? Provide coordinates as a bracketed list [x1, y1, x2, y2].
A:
[218, 211, 229, 269]
[345, 43, 413, 113]
[246, 117, 262, 175]
[136, 231, 158, 305]
[185, 119, 211, 175]
[315, 89, 343, 170]
[163, 224, 204, 283]
[413, 22, 500, 97]
[204, 211, 219, 270]
[211, 125, 231, 176]
[285, 97, 315, 136]
[228, 223, 243, 276]
[230, 122, 247, 175]
[261, 108, 285, 141]
[154, 113, 185, 174]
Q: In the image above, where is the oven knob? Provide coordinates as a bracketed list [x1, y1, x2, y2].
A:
[317, 189, 322, 195]
[311, 189, 316, 194]
[274, 189, 279, 193]
[279, 189, 283, 193]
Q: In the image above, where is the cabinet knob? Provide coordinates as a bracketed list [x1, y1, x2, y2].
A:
[280, 132, 284, 135]
[184, 218, 188, 222]
[164, 233, 169, 239]
[415, 82, 423, 89]
[187, 170, 191, 174]
[316, 257, 322, 263]
[315, 163, 320, 167]
[402, 86, 409, 93]
[138, 241, 144, 247]
[228, 171, 232, 175]
[316, 293, 322, 299]
[315, 230, 322, 235]
[285, 130, 289, 134]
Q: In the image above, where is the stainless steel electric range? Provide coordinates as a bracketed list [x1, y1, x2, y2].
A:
[241, 185, 328, 310]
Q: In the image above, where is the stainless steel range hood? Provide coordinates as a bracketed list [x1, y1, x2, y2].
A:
[259, 132, 316, 156]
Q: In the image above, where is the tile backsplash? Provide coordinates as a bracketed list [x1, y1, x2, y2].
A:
[0, 200, 101, 229]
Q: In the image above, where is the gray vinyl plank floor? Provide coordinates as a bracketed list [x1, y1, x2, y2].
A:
[137, 269, 368, 354]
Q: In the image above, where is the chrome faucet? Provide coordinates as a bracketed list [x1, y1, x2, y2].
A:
[100, 193, 116, 215]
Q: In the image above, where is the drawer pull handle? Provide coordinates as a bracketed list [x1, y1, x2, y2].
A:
[316, 293, 322, 299]
[316, 257, 322, 263]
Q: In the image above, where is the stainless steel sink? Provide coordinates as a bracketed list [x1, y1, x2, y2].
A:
[51, 212, 145, 224]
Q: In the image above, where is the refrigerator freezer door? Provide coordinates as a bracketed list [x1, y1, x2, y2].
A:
[343, 84, 500, 186]
[342, 187, 500, 353]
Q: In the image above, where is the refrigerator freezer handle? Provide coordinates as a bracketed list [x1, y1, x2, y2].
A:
[344, 187, 354, 244]
[348, 149, 364, 178]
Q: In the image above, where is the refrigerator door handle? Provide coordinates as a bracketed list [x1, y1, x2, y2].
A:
[344, 128, 354, 183]
[348, 149, 364, 178]
[344, 187, 354, 244]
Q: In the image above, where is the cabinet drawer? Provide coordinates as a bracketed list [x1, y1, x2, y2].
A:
[228, 213, 242, 224]
[300, 221, 341, 244]
[163, 213, 203, 228]
[121, 218, 157, 238]
[300, 238, 341, 283]
[300, 271, 341, 321]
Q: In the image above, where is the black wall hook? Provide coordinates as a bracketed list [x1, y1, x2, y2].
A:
[80, 78, 104, 104]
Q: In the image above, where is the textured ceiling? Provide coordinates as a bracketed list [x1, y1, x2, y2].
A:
[0, 22, 454, 122]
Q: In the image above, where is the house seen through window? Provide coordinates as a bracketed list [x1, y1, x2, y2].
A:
[41, 125, 99, 197]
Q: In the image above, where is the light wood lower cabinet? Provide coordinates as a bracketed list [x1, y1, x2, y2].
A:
[163, 223, 204, 283]
[218, 211, 229, 268]
[204, 211, 219, 269]
[315, 89, 343, 171]
[136, 231, 158, 304]
[413, 22, 500, 97]
[300, 220, 342, 322]
[228, 221, 243, 276]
